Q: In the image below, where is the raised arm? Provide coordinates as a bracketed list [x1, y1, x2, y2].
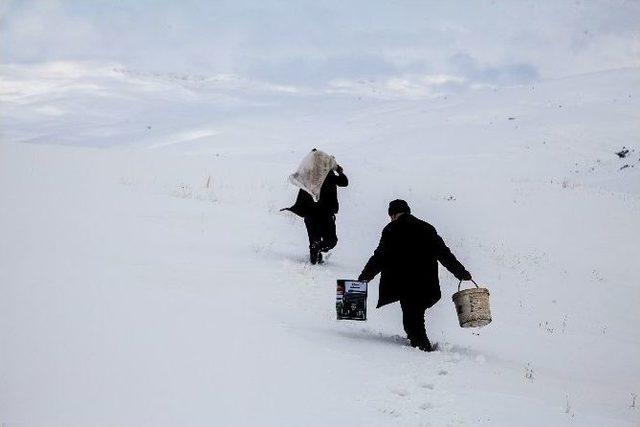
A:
[334, 165, 348, 187]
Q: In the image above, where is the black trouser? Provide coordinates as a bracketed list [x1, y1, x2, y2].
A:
[304, 211, 338, 252]
[400, 298, 431, 350]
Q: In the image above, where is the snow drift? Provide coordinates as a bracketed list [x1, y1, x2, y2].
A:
[1, 61, 639, 426]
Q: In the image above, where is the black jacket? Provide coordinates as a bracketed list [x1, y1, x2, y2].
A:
[318, 170, 348, 214]
[359, 214, 470, 308]
[284, 170, 348, 217]
[283, 189, 315, 217]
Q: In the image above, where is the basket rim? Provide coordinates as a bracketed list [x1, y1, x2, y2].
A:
[452, 287, 490, 299]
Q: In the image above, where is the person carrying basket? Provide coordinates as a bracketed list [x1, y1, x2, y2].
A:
[358, 199, 473, 352]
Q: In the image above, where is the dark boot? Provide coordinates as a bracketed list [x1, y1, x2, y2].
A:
[309, 242, 322, 265]
[320, 215, 338, 252]
[409, 336, 433, 352]
[401, 299, 432, 351]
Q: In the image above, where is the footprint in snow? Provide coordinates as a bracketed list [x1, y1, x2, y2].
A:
[379, 407, 402, 417]
[438, 370, 448, 376]
[419, 402, 433, 411]
[444, 352, 462, 363]
[388, 387, 410, 397]
[420, 383, 435, 390]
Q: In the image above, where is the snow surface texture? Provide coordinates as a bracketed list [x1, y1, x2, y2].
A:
[1, 62, 639, 426]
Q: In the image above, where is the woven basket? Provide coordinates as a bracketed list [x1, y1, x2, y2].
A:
[452, 280, 492, 328]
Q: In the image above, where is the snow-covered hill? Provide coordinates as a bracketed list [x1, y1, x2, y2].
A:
[1, 60, 639, 426]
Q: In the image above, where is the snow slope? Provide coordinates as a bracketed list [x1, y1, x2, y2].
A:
[1, 62, 639, 426]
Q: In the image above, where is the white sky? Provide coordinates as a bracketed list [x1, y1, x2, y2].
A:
[1, 0, 639, 90]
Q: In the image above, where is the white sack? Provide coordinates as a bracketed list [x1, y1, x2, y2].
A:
[288, 149, 337, 202]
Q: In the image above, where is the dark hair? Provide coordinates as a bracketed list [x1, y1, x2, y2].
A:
[388, 199, 411, 216]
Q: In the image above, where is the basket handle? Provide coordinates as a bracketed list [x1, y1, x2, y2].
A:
[458, 279, 480, 292]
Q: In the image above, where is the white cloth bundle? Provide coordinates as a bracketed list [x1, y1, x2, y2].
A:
[288, 149, 337, 202]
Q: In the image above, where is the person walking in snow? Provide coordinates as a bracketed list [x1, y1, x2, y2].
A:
[357, 200, 472, 352]
[283, 164, 348, 264]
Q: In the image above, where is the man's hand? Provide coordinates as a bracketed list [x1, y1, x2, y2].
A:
[335, 164, 344, 174]
[357, 274, 368, 283]
[460, 271, 472, 281]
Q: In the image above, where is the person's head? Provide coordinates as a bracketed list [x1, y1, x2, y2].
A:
[388, 199, 410, 221]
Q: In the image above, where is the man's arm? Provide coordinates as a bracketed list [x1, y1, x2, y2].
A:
[358, 229, 387, 282]
[432, 228, 471, 281]
[334, 165, 348, 187]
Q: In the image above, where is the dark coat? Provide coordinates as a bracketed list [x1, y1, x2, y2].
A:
[283, 171, 348, 217]
[359, 214, 470, 308]
[283, 189, 315, 217]
[317, 170, 348, 214]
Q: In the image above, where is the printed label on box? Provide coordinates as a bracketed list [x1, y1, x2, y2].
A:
[336, 279, 368, 321]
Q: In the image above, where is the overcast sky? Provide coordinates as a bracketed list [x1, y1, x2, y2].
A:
[1, 0, 639, 90]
